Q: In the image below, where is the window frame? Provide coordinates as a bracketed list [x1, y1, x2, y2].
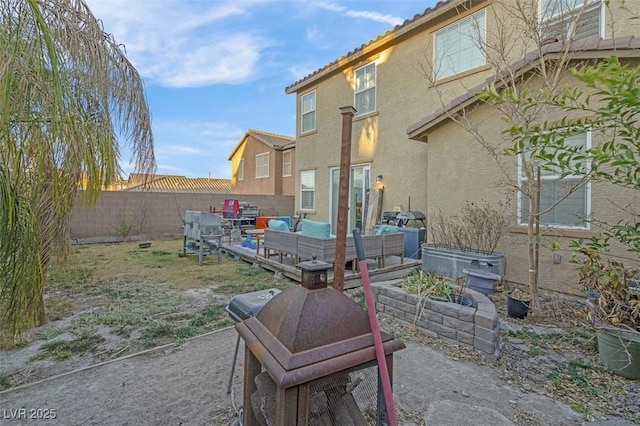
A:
[354, 62, 376, 116]
[539, 0, 586, 22]
[300, 170, 315, 211]
[255, 152, 270, 179]
[282, 150, 292, 177]
[237, 158, 244, 181]
[517, 131, 592, 229]
[432, 9, 487, 81]
[301, 90, 316, 133]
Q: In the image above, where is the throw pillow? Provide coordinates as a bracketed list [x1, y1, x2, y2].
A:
[300, 219, 331, 239]
[375, 225, 399, 235]
[267, 219, 290, 232]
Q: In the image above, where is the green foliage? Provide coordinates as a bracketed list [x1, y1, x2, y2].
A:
[0, 0, 156, 337]
[30, 331, 103, 362]
[401, 270, 453, 298]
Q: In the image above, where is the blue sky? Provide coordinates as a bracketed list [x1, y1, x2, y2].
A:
[85, 0, 437, 179]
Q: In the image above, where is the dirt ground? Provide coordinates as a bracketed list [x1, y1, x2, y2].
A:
[1, 240, 638, 424]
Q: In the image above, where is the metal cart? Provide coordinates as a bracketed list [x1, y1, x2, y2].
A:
[180, 210, 223, 265]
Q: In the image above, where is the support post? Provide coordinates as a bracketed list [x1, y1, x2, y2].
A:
[333, 105, 356, 291]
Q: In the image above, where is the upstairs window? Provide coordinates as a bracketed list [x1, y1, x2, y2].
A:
[518, 132, 591, 228]
[433, 9, 486, 80]
[237, 158, 244, 181]
[301, 90, 316, 133]
[354, 63, 376, 115]
[539, 0, 603, 40]
[282, 150, 292, 177]
[256, 152, 269, 179]
[540, 0, 584, 20]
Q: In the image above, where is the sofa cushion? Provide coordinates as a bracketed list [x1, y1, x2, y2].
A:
[375, 225, 399, 235]
[267, 219, 290, 232]
[300, 219, 331, 239]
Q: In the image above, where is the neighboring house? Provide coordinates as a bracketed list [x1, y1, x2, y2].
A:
[227, 129, 295, 196]
[285, 0, 639, 293]
[126, 173, 232, 193]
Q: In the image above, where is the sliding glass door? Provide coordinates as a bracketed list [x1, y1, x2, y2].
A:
[330, 165, 370, 234]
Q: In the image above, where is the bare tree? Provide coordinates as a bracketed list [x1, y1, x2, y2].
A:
[417, 0, 606, 302]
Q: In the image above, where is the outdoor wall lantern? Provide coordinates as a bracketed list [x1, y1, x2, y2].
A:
[376, 175, 383, 184]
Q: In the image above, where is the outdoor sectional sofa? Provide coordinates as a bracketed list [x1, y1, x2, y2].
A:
[262, 220, 404, 269]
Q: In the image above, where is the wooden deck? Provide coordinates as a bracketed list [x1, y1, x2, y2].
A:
[220, 240, 420, 290]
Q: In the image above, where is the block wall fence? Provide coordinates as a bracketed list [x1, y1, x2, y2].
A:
[69, 191, 295, 243]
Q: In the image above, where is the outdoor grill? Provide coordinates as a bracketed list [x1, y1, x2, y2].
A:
[226, 288, 281, 394]
[236, 261, 405, 425]
[395, 210, 426, 228]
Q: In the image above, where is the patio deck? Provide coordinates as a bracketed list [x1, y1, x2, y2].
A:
[220, 239, 419, 289]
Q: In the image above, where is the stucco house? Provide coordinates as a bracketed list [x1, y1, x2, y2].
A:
[284, 0, 639, 293]
[228, 129, 295, 196]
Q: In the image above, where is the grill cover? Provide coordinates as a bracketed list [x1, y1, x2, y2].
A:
[226, 288, 281, 322]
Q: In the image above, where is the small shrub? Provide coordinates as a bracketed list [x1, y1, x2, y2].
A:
[401, 270, 452, 298]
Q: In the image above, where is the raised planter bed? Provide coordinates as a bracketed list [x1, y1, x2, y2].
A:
[372, 280, 500, 357]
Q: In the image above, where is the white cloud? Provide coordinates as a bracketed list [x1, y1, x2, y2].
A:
[85, 0, 269, 88]
[312, 2, 403, 26]
[306, 26, 320, 42]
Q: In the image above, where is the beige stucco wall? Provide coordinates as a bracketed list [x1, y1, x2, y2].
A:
[70, 191, 294, 241]
[288, 0, 639, 293]
[425, 68, 640, 294]
[230, 136, 295, 196]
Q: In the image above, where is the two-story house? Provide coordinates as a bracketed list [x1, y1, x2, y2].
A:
[228, 129, 295, 196]
[285, 0, 639, 293]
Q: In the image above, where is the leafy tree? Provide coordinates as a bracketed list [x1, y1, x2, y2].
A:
[0, 0, 155, 339]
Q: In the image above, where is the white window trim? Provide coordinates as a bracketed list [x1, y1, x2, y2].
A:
[282, 150, 292, 177]
[300, 170, 315, 211]
[538, 0, 604, 38]
[237, 158, 244, 181]
[516, 131, 592, 230]
[255, 152, 269, 179]
[301, 90, 316, 133]
[538, 0, 603, 22]
[432, 9, 487, 81]
[354, 62, 376, 116]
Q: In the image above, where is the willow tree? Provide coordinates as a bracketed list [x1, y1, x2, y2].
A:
[0, 0, 155, 338]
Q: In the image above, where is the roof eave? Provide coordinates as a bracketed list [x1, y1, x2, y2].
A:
[407, 38, 640, 142]
[284, 0, 482, 94]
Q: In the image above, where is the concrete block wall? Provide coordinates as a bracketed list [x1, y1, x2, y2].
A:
[70, 191, 294, 242]
[372, 280, 500, 357]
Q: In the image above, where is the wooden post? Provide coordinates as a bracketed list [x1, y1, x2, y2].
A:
[333, 106, 356, 291]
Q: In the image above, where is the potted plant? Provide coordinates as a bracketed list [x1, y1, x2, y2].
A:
[575, 243, 640, 379]
[423, 200, 510, 281]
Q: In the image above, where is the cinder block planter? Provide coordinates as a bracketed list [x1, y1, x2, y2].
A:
[372, 280, 500, 357]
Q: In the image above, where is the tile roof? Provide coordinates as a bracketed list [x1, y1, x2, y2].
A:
[126, 175, 232, 193]
[407, 35, 640, 141]
[285, 0, 475, 94]
[227, 129, 295, 160]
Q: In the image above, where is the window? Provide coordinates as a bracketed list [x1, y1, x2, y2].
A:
[282, 150, 292, 177]
[539, 0, 602, 40]
[300, 170, 315, 210]
[354, 63, 376, 115]
[301, 91, 316, 133]
[433, 10, 486, 80]
[237, 158, 244, 181]
[255, 153, 269, 178]
[540, 0, 584, 21]
[518, 132, 591, 228]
